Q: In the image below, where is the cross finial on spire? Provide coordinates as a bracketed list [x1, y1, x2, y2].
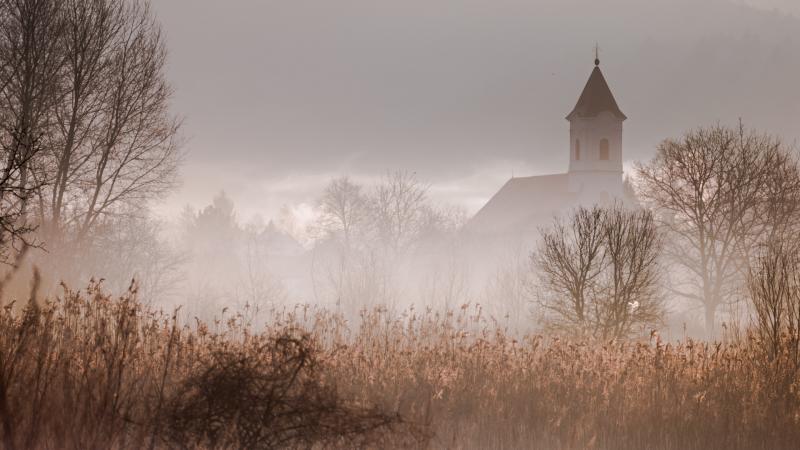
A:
[594, 43, 600, 66]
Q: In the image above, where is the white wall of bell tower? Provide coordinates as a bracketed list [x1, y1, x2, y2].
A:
[567, 111, 624, 197]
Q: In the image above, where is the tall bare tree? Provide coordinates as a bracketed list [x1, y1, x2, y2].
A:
[41, 0, 124, 237]
[534, 205, 663, 339]
[312, 177, 381, 311]
[0, 0, 64, 261]
[0, 0, 182, 286]
[315, 176, 368, 250]
[0, 0, 184, 294]
[636, 124, 800, 334]
[75, 1, 180, 240]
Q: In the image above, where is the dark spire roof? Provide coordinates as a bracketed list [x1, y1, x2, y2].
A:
[566, 64, 626, 121]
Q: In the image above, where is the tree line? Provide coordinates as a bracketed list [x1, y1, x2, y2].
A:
[311, 172, 465, 314]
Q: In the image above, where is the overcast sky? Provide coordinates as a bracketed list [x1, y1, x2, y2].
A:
[151, 0, 800, 222]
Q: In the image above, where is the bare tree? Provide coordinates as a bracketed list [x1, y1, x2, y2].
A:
[0, 0, 181, 289]
[72, 1, 181, 243]
[535, 207, 605, 334]
[310, 172, 460, 314]
[599, 204, 662, 338]
[91, 213, 187, 305]
[311, 177, 372, 311]
[747, 241, 800, 364]
[0, 0, 65, 261]
[238, 219, 289, 319]
[370, 171, 429, 256]
[636, 124, 800, 334]
[315, 176, 368, 250]
[39, 0, 124, 237]
[534, 205, 663, 339]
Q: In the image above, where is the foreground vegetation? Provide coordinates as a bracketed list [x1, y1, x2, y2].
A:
[0, 283, 797, 450]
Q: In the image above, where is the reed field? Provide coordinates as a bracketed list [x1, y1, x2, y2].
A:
[0, 283, 798, 450]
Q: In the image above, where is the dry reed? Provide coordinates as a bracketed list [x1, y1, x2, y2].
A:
[0, 284, 798, 449]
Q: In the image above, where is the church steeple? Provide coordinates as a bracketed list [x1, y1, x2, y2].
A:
[566, 53, 625, 196]
[566, 59, 626, 121]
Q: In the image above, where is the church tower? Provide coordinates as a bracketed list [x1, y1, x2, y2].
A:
[566, 52, 626, 197]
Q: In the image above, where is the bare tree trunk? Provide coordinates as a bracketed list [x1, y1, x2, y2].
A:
[705, 303, 716, 337]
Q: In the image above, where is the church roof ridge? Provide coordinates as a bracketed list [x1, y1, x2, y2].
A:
[566, 65, 626, 121]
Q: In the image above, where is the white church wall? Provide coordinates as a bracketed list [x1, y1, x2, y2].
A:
[568, 113, 623, 174]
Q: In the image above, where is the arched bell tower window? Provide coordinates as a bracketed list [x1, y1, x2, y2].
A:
[599, 138, 610, 160]
[575, 139, 581, 160]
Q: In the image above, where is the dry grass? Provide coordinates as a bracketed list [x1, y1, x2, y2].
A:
[0, 282, 417, 450]
[282, 304, 800, 450]
[0, 284, 798, 449]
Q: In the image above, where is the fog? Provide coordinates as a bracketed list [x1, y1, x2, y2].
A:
[151, 0, 800, 220]
[140, 0, 800, 335]
[2, 0, 800, 339]
[5, 2, 800, 447]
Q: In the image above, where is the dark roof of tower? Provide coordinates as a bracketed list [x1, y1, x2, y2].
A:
[566, 65, 626, 121]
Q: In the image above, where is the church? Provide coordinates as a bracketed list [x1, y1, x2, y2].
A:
[466, 55, 632, 239]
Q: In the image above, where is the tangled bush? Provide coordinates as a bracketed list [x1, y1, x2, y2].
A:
[163, 333, 408, 449]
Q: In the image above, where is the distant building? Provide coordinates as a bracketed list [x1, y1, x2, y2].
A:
[467, 56, 632, 239]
